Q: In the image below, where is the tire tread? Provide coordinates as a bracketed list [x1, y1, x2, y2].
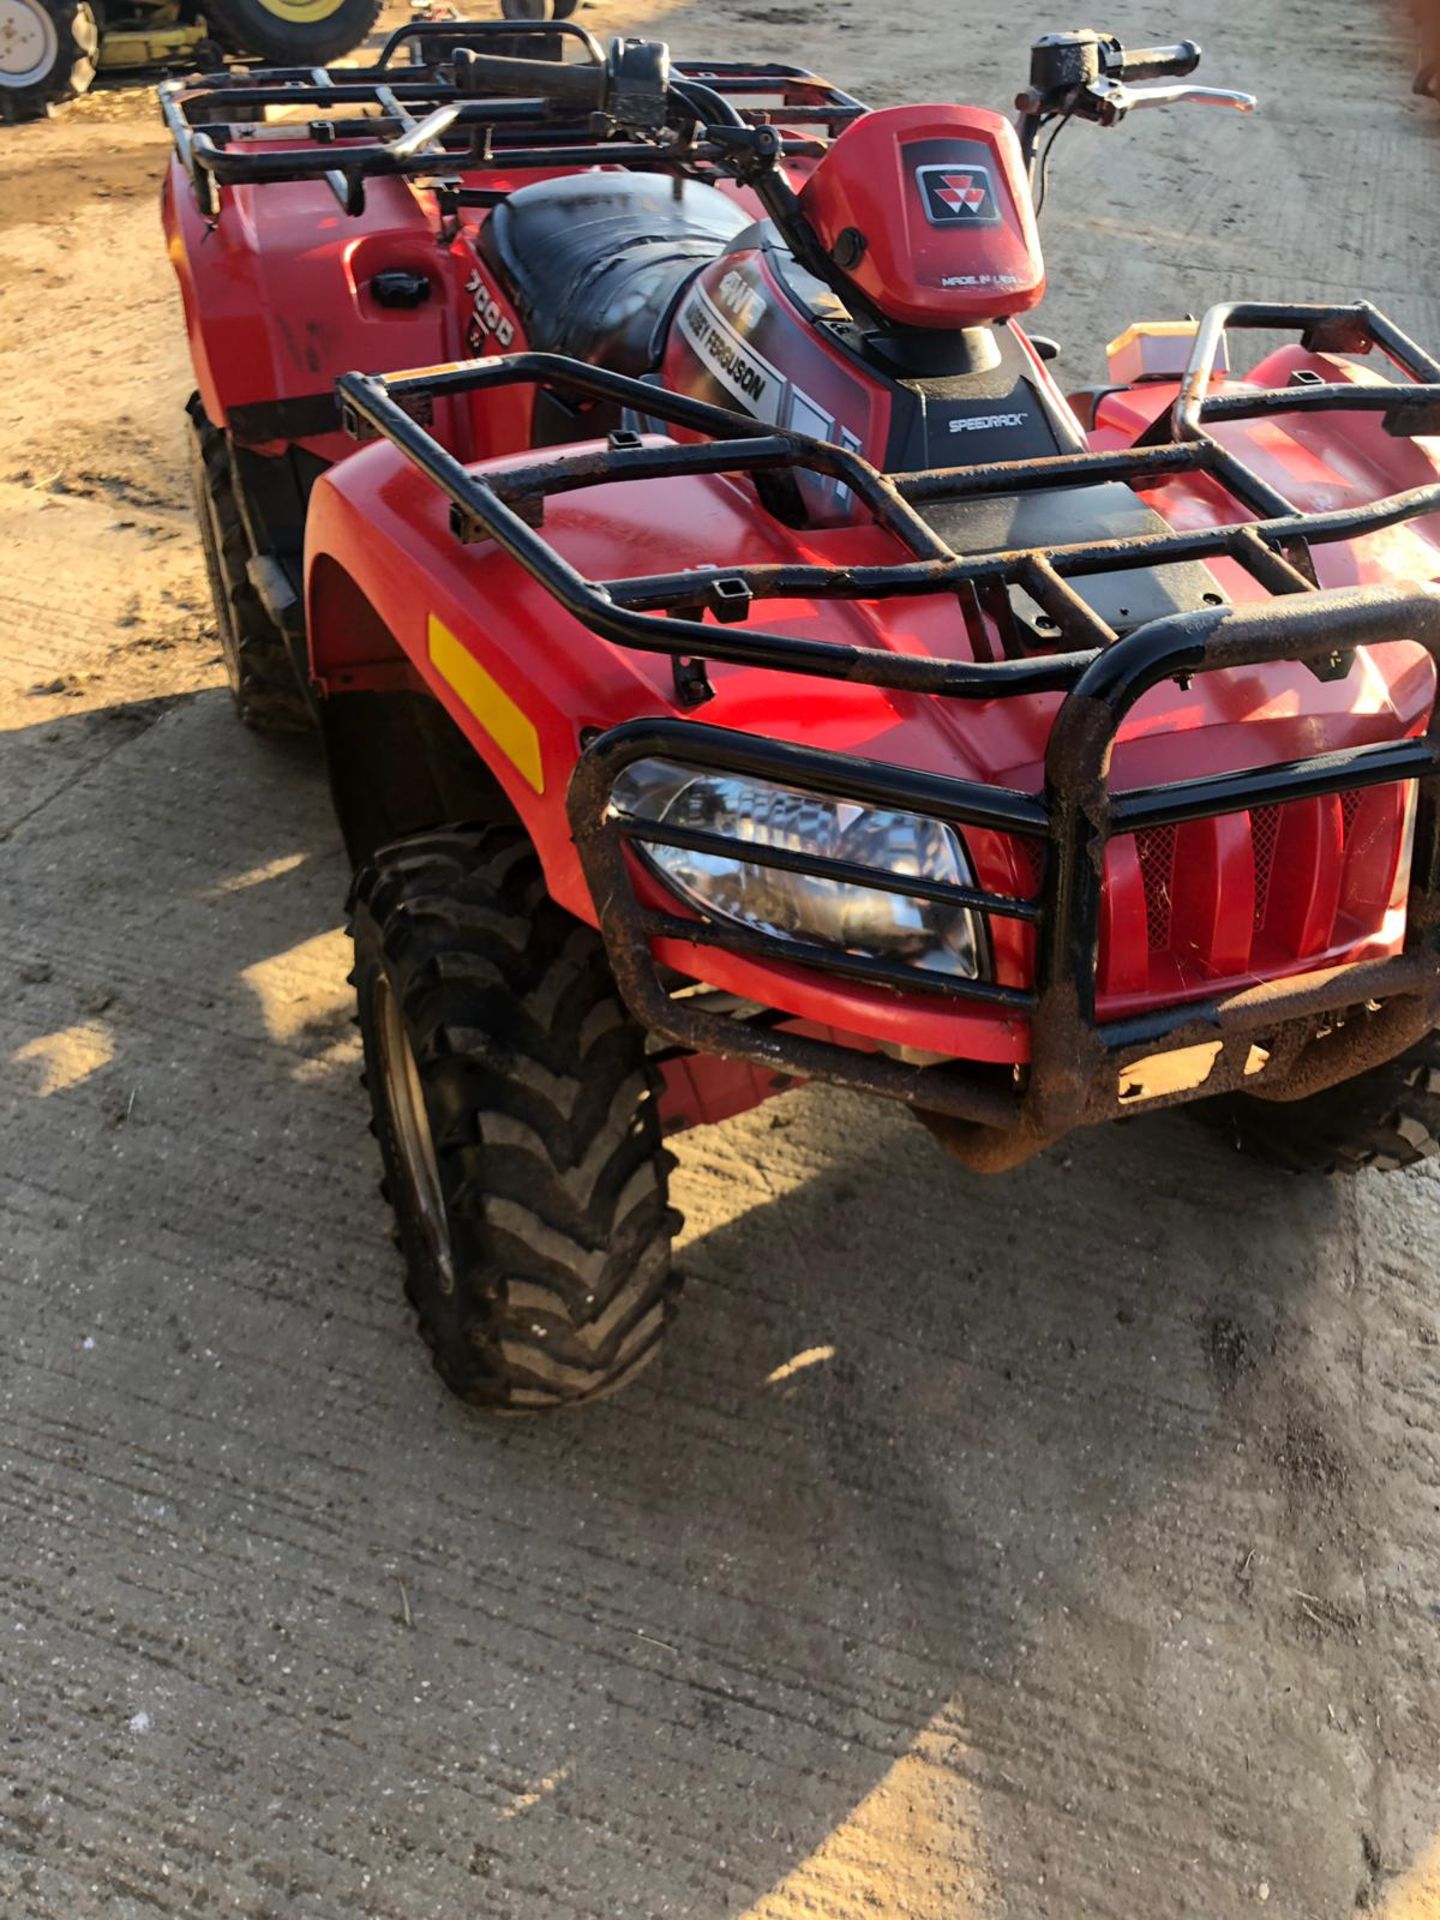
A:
[352, 826, 679, 1410]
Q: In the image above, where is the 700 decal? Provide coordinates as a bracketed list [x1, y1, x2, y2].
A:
[465, 270, 514, 355]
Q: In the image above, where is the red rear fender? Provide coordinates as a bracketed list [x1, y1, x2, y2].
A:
[163, 156, 469, 458]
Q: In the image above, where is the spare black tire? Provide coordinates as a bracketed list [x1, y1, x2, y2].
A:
[201, 0, 382, 68]
[0, 0, 99, 123]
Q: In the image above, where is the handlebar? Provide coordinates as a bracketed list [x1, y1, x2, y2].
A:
[1024, 30, 1207, 111]
[1018, 28, 1255, 175]
[1109, 40, 1201, 82]
[452, 47, 606, 106]
[451, 36, 684, 133]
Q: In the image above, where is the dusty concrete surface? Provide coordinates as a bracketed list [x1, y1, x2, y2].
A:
[3, 2, 1440, 1916]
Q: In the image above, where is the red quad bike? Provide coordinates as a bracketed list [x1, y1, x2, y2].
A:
[163, 24, 1440, 1410]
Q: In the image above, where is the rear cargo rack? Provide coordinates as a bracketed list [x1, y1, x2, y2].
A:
[159, 31, 864, 218]
[335, 300, 1440, 1146]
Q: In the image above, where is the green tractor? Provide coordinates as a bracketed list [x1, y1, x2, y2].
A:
[0, 0, 384, 120]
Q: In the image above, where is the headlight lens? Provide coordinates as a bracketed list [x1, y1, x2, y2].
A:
[612, 759, 987, 979]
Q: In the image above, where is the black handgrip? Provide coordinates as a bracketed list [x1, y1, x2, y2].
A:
[1114, 40, 1202, 81]
[452, 48, 606, 105]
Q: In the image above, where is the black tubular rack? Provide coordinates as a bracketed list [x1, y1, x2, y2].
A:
[159, 25, 865, 219]
[334, 299, 1440, 1142]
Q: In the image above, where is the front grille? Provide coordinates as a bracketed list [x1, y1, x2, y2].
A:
[1106, 783, 1405, 999]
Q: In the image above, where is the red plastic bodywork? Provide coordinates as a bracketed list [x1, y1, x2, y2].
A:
[166, 121, 1440, 1131]
[304, 419, 1435, 1067]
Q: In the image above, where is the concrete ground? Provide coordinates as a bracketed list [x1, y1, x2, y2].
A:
[3, 0, 1440, 1915]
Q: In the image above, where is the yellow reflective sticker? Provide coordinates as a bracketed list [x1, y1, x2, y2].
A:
[389, 361, 465, 382]
[427, 614, 544, 794]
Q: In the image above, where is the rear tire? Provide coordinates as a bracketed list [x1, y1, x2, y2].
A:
[1202, 1029, 1440, 1175]
[351, 825, 680, 1411]
[186, 396, 310, 733]
[200, 0, 382, 67]
[0, 0, 99, 123]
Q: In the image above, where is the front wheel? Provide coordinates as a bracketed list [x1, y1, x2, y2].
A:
[1202, 1029, 1440, 1174]
[351, 825, 680, 1411]
[0, 0, 99, 122]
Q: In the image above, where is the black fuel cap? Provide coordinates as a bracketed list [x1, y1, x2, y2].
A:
[371, 270, 432, 309]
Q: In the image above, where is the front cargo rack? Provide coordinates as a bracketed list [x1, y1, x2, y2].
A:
[335, 300, 1440, 1151]
[159, 25, 865, 219]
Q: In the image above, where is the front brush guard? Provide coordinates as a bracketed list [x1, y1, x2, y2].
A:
[568, 584, 1440, 1158]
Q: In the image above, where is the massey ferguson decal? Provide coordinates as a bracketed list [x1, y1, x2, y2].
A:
[677, 283, 784, 419]
[465, 268, 514, 355]
[672, 276, 863, 511]
[915, 162, 1000, 226]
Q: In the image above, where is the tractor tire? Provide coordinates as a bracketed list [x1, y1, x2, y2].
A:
[1202, 1028, 1440, 1175]
[201, 0, 382, 68]
[186, 397, 310, 733]
[351, 825, 680, 1412]
[0, 0, 100, 123]
[500, 0, 579, 17]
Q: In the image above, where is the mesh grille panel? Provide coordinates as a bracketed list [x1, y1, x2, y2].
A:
[1136, 825, 1178, 950]
[1251, 804, 1281, 929]
[1014, 836, 1047, 899]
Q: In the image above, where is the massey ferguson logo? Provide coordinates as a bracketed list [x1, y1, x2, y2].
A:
[916, 162, 1000, 226]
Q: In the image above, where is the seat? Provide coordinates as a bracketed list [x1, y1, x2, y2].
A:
[478, 172, 752, 378]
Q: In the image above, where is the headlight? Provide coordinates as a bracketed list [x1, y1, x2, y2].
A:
[612, 759, 988, 979]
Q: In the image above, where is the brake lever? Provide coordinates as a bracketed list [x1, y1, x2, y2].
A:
[1085, 77, 1257, 124]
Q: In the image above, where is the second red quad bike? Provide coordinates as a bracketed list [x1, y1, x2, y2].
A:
[163, 24, 1440, 1408]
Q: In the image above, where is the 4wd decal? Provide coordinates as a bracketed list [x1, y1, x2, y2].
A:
[915, 162, 1001, 227]
[714, 267, 767, 332]
[465, 268, 514, 356]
